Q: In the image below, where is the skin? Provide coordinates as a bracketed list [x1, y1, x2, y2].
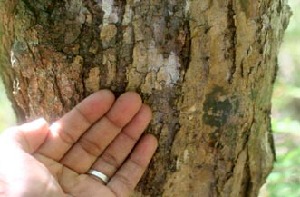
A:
[0, 90, 158, 197]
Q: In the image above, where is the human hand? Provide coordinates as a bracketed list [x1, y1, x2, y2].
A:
[0, 90, 158, 197]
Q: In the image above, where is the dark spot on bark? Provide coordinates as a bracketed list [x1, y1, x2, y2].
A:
[12, 41, 28, 54]
[203, 86, 233, 127]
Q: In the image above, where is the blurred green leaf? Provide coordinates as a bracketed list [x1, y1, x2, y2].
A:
[0, 80, 15, 132]
[267, 0, 300, 196]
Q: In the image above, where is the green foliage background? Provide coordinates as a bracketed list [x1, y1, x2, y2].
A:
[266, 0, 300, 196]
[0, 1, 299, 196]
[0, 80, 15, 132]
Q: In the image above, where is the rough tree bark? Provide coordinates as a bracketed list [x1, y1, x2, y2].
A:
[0, 0, 291, 196]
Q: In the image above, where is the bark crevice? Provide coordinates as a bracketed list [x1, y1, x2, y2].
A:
[226, 0, 237, 84]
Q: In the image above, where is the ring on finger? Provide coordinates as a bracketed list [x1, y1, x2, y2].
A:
[87, 169, 110, 184]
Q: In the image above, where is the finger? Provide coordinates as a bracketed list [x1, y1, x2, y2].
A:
[107, 134, 158, 196]
[0, 118, 49, 153]
[37, 90, 115, 161]
[60, 92, 143, 173]
[91, 104, 152, 177]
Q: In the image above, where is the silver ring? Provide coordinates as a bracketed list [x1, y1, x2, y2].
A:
[87, 169, 110, 184]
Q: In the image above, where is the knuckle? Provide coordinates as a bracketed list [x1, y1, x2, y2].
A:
[79, 137, 103, 157]
[101, 152, 121, 168]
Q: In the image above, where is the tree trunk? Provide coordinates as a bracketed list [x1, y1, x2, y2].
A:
[0, 0, 291, 196]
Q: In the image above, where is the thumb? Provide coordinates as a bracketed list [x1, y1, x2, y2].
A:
[1, 118, 49, 153]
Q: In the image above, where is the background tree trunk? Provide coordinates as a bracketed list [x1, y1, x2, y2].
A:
[0, 0, 291, 196]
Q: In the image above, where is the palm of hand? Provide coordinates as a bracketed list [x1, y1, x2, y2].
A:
[0, 91, 157, 197]
[33, 154, 116, 197]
